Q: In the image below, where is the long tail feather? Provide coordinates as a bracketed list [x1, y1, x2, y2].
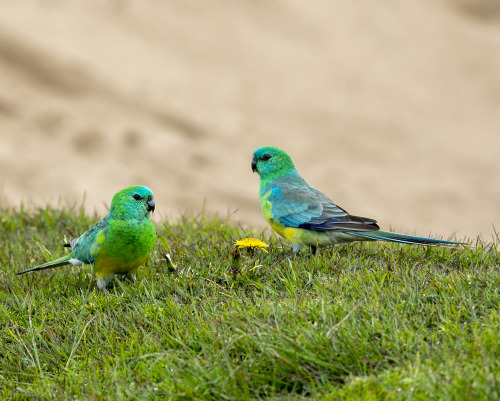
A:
[347, 230, 462, 246]
[17, 253, 74, 275]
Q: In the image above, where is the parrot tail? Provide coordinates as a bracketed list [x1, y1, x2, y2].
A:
[347, 230, 462, 246]
[17, 253, 76, 275]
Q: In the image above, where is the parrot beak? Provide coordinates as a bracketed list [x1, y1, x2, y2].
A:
[147, 198, 155, 213]
[251, 156, 257, 173]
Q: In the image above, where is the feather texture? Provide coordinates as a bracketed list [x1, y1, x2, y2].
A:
[252, 146, 461, 253]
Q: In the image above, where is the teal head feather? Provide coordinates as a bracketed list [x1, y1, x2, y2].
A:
[251, 146, 297, 182]
[109, 185, 155, 220]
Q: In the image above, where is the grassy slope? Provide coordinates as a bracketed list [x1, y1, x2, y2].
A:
[0, 206, 498, 400]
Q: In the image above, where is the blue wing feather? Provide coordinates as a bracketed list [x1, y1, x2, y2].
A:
[262, 171, 460, 246]
[267, 176, 379, 232]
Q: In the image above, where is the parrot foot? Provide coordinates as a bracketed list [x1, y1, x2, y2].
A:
[96, 278, 107, 292]
[96, 275, 114, 292]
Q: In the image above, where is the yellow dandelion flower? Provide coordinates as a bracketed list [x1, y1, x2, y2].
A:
[234, 238, 269, 253]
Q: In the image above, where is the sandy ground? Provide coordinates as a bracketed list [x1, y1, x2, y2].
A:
[0, 1, 499, 241]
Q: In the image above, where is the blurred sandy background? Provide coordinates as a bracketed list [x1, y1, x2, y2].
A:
[0, 1, 499, 240]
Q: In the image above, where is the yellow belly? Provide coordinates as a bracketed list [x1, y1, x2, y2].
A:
[268, 219, 297, 242]
[93, 255, 146, 279]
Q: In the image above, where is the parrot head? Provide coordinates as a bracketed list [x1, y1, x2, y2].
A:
[109, 186, 155, 220]
[251, 146, 295, 180]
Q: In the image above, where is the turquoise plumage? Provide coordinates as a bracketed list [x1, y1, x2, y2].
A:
[252, 146, 461, 254]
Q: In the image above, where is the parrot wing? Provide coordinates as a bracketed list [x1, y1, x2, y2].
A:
[70, 217, 110, 264]
[17, 218, 109, 275]
[269, 177, 379, 232]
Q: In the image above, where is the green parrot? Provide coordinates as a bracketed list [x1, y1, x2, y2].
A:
[17, 186, 156, 291]
[251, 146, 461, 255]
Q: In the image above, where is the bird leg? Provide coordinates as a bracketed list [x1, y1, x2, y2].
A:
[96, 278, 107, 292]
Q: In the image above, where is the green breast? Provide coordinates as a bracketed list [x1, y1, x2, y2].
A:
[93, 218, 156, 278]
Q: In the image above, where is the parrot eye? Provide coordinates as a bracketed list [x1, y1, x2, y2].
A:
[133, 194, 141, 200]
[261, 154, 272, 161]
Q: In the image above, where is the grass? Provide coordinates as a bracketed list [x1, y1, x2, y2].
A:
[0, 205, 499, 400]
